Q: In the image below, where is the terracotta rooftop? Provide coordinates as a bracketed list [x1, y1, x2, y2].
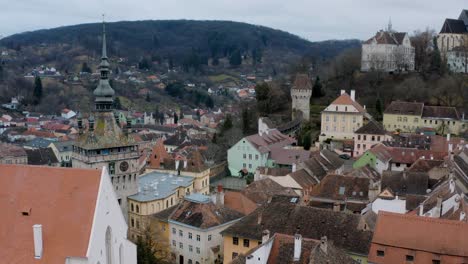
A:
[310, 174, 370, 201]
[0, 143, 27, 159]
[0, 164, 101, 263]
[241, 178, 296, 205]
[328, 93, 366, 113]
[371, 211, 468, 258]
[224, 191, 258, 215]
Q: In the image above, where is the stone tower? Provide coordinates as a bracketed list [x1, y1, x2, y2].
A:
[72, 21, 140, 218]
[291, 74, 312, 121]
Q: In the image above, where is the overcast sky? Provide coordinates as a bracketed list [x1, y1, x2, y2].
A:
[0, 0, 466, 41]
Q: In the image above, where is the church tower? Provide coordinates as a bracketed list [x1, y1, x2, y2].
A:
[72, 21, 140, 218]
[291, 74, 312, 121]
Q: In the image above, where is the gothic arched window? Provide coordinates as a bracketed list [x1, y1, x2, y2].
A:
[105, 226, 113, 264]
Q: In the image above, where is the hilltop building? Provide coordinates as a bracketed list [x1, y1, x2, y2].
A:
[361, 23, 415, 72]
[291, 74, 312, 121]
[437, 10, 468, 58]
[72, 22, 140, 216]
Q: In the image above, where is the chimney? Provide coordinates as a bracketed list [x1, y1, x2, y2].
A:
[293, 233, 302, 261]
[363, 105, 366, 110]
[333, 203, 340, 212]
[292, 163, 297, 173]
[419, 204, 424, 216]
[175, 160, 180, 170]
[320, 236, 328, 254]
[183, 159, 188, 169]
[460, 212, 466, 221]
[447, 133, 451, 142]
[33, 224, 43, 259]
[216, 184, 224, 205]
[257, 212, 263, 225]
[340, 89, 345, 95]
[449, 178, 455, 193]
[350, 90, 356, 101]
[449, 143, 453, 153]
[262, 230, 270, 244]
[435, 195, 443, 217]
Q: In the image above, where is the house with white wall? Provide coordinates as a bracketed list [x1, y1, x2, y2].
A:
[0, 164, 136, 264]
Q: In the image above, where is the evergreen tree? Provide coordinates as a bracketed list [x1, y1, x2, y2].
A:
[375, 97, 383, 120]
[430, 36, 443, 73]
[312, 76, 323, 98]
[146, 92, 151, 102]
[173, 112, 178, 124]
[81, 62, 92, 73]
[0, 65, 3, 81]
[229, 49, 242, 67]
[242, 108, 250, 135]
[33, 76, 43, 105]
[221, 114, 233, 132]
[302, 133, 312, 150]
[205, 96, 214, 108]
[168, 56, 174, 70]
[180, 111, 184, 119]
[114, 96, 122, 109]
[212, 132, 218, 143]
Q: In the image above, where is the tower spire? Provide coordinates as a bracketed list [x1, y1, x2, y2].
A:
[93, 15, 115, 111]
[387, 17, 393, 32]
[102, 14, 107, 59]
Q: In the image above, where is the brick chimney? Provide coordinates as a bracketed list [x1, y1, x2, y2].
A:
[262, 230, 270, 244]
[216, 184, 224, 205]
[320, 236, 328, 254]
[350, 90, 356, 101]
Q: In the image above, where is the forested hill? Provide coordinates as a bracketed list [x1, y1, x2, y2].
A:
[0, 20, 360, 63]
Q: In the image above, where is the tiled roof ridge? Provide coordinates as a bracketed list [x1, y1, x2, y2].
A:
[379, 211, 467, 226]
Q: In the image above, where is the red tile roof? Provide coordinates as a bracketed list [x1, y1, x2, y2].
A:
[0, 164, 102, 263]
[371, 211, 468, 258]
[329, 93, 366, 113]
[224, 191, 258, 215]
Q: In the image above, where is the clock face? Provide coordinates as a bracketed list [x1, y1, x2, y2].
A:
[120, 161, 129, 172]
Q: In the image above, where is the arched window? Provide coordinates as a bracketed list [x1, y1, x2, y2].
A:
[136, 205, 140, 213]
[105, 226, 113, 264]
[119, 244, 124, 264]
[131, 203, 134, 212]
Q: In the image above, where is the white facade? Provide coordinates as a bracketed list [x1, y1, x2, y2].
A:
[447, 49, 468, 73]
[67, 168, 137, 264]
[169, 220, 239, 264]
[361, 31, 415, 72]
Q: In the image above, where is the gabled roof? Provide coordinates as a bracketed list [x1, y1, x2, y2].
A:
[310, 174, 370, 201]
[224, 191, 258, 215]
[0, 143, 27, 158]
[422, 105, 460, 119]
[328, 93, 366, 113]
[381, 171, 429, 196]
[245, 130, 295, 152]
[221, 202, 373, 255]
[241, 178, 296, 205]
[383, 101, 424, 116]
[169, 198, 243, 229]
[25, 148, 59, 165]
[371, 212, 468, 258]
[364, 31, 409, 45]
[408, 159, 445, 173]
[0, 165, 101, 263]
[354, 120, 387, 135]
[439, 18, 468, 34]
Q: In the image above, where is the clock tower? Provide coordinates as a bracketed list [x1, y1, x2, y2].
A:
[72, 21, 140, 218]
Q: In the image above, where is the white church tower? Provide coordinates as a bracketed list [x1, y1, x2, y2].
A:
[291, 74, 312, 121]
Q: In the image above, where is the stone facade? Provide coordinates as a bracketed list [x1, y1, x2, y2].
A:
[291, 74, 312, 121]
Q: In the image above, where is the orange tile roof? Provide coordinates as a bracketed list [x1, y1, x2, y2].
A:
[224, 191, 257, 215]
[330, 93, 366, 113]
[0, 164, 102, 263]
[371, 211, 468, 257]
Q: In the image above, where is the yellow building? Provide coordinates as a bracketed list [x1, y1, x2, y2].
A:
[221, 202, 373, 264]
[319, 90, 367, 142]
[383, 101, 467, 135]
[127, 171, 194, 240]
